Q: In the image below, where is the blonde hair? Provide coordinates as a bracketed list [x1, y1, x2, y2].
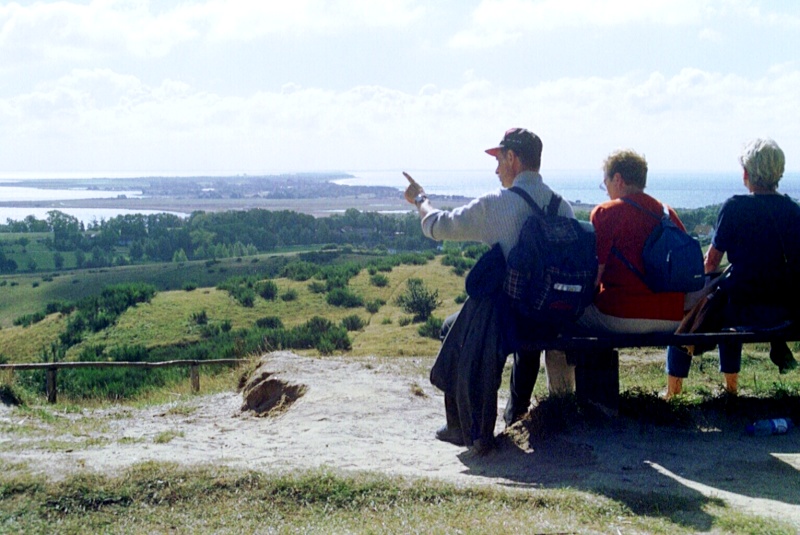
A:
[739, 138, 785, 191]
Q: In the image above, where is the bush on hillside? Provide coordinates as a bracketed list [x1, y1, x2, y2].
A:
[365, 299, 385, 314]
[418, 316, 443, 339]
[341, 315, 366, 331]
[256, 280, 278, 300]
[370, 274, 389, 287]
[394, 278, 441, 322]
[256, 316, 284, 329]
[326, 288, 364, 308]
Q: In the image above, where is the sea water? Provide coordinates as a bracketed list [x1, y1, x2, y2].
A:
[2, 170, 800, 225]
[337, 169, 800, 209]
[0, 185, 182, 225]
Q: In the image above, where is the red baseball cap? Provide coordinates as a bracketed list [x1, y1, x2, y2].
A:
[485, 128, 542, 160]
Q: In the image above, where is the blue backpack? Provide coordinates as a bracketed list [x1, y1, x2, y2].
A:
[611, 197, 704, 293]
[504, 188, 598, 339]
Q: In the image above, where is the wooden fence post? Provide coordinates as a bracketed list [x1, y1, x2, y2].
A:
[190, 364, 200, 393]
[46, 368, 57, 404]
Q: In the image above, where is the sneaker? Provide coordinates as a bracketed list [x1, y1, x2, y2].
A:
[435, 425, 465, 446]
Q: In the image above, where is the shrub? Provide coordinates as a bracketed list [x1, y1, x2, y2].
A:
[394, 278, 441, 322]
[306, 316, 334, 333]
[256, 316, 284, 329]
[0, 383, 23, 406]
[280, 288, 298, 302]
[183, 282, 198, 291]
[341, 314, 366, 331]
[441, 254, 475, 277]
[320, 326, 351, 351]
[229, 286, 255, 307]
[282, 261, 318, 281]
[200, 324, 221, 338]
[256, 280, 278, 300]
[13, 311, 46, 327]
[463, 243, 491, 259]
[307, 281, 327, 294]
[365, 299, 385, 314]
[221, 319, 233, 332]
[398, 316, 413, 326]
[454, 292, 467, 304]
[370, 273, 389, 287]
[326, 288, 364, 308]
[316, 338, 335, 356]
[418, 316, 444, 339]
[325, 276, 348, 291]
[191, 310, 209, 325]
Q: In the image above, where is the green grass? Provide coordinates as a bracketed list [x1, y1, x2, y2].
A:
[0, 252, 299, 328]
[0, 254, 466, 364]
[1, 463, 793, 534]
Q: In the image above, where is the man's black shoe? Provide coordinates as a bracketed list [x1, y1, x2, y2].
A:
[435, 425, 465, 446]
[470, 436, 495, 456]
[770, 342, 798, 374]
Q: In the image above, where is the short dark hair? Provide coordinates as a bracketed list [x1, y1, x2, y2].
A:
[603, 149, 647, 189]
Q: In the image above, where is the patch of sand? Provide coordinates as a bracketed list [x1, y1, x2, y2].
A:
[2, 350, 799, 528]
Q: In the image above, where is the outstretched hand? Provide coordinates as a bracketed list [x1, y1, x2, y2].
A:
[403, 172, 425, 204]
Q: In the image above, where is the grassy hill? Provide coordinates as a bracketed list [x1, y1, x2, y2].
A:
[0, 250, 466, 363]
[0, 252, 300, 328]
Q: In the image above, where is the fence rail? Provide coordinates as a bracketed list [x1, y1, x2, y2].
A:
[0, 359, 249, 403]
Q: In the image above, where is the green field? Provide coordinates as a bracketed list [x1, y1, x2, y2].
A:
[0, 249, 464, 363]
[2, 248, 800, 534]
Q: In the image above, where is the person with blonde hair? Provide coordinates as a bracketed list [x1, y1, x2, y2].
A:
[666, 138, 800, 397]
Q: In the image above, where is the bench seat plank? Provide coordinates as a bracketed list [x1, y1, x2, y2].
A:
[527, 328, 800, 352]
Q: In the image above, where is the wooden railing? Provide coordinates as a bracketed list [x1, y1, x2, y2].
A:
[0, 359, 248, 403]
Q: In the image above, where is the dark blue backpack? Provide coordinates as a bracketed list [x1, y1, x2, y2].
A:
[611, 197, 704, 293]
[503, 188, 598, 339]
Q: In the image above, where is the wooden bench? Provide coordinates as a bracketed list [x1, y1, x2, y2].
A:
[524, 325, 800, 412]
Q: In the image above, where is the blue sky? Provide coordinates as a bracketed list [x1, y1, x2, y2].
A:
[1, 0, 799, 176]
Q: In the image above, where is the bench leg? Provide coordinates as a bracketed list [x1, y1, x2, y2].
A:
[574, 349, 619, 415]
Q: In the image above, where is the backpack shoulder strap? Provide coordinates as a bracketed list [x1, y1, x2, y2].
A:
[508, 186, 546, 218]
[610, 245, 646, 283]
[620, 196, 663, 221]
[546, 192, 563, 216]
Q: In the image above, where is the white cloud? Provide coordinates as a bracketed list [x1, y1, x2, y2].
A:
[0, 0, 425, 63]
[448, 0, 798, 49]
[698, 27, 723, 42]
[1, 65, 799, 173]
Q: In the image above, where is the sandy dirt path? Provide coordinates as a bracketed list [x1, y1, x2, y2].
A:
[2, 351, 800, 528]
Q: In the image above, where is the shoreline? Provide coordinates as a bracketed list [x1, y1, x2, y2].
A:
[0, 194, 598, 218]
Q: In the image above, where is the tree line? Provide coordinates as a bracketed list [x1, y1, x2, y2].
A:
[0, 203, 723, 274]
[0, 208, 435, 273]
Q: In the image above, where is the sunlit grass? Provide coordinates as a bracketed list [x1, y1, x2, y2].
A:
[1, 463, 793, 534]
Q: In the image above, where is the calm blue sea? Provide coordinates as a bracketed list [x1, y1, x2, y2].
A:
[338, 170, 800, 209]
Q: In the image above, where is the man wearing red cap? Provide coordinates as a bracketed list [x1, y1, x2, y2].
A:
[404, 128, 576, 453]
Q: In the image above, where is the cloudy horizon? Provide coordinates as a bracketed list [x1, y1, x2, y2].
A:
[2, 0, 799, 177]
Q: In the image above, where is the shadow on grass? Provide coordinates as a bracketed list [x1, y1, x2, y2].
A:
[457, 391, 800, 531]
